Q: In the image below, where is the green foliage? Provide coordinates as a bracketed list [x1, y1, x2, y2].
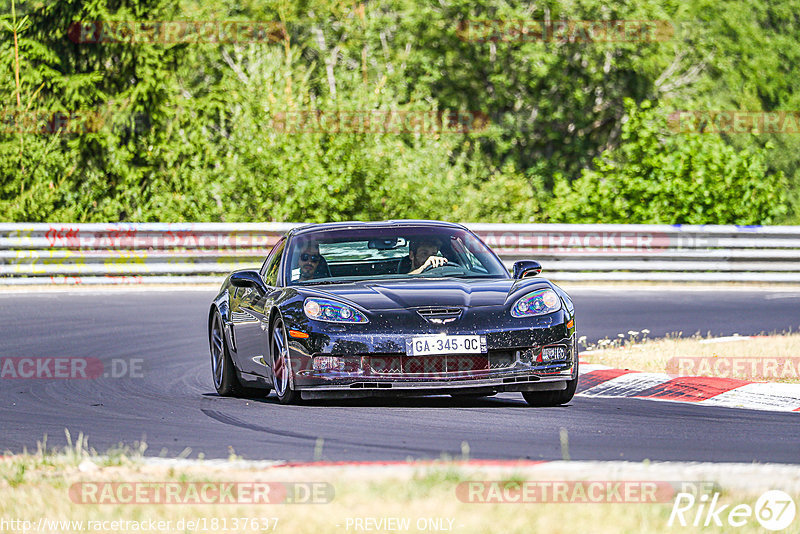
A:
[138, 34, 508, 222]
[551, 100, 788, 224]
[0, 0, 797, 224]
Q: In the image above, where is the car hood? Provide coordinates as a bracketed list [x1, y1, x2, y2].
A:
[302, 278, 551, 311]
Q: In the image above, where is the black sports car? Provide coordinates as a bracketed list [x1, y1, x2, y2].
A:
[208, 220, 577, 406]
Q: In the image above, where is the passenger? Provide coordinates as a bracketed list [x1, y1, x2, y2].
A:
[402, 238, 447, 274]
[297, 240, 325, 281]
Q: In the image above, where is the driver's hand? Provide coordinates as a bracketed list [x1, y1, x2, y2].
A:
[423, 256, 447, 270]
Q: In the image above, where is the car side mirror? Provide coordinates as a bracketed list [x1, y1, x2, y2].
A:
[230, 270, 266, 292]
[513, 260, 542, 279]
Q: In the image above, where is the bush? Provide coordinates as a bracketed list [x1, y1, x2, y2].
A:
[550, 100, 788, 224]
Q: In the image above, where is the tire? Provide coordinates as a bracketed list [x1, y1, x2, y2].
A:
[210, 310, 267, 398]
[270, 316, 301, 405]
[522, 358, 579, 407]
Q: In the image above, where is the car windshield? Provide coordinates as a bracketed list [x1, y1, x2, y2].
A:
[286, 226, 508, 286]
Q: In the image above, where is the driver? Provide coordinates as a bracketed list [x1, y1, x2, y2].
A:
[404, 238, 447, 274]
[297, 240, 325, 281]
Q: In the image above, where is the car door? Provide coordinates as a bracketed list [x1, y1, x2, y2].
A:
[231, 238, 285, 377]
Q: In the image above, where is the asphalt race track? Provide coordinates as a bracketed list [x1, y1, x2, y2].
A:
[1, 287, 798, 463]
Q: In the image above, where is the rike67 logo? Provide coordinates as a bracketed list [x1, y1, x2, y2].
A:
[669, 490, 796, 531]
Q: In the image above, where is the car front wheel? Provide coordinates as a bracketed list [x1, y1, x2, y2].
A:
[271, 317, 301, 405]
[522, 359, 579, 407]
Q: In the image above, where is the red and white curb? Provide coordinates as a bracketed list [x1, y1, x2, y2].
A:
[578, 364, 800, 413]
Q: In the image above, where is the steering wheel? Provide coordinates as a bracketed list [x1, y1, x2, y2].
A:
[421, 260, 461, 272]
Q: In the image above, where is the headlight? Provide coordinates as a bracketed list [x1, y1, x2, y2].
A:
[303, 298, 367, 323]
[511, 288, 561, 317]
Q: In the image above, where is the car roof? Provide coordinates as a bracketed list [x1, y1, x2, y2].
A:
[288, 220, 468, 238]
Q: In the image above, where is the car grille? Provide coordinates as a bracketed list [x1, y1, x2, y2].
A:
[366, 350, 515, 375]
[415, 307, 463, 324]
[368, 354, 486, 374]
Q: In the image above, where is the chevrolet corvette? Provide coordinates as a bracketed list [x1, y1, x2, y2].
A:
[208, 220, 577, 406]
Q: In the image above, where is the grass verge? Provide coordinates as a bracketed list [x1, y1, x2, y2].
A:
[2, 437, 800, 534]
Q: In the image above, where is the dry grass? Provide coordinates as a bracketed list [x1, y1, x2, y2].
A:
[580, 333, 800, 382]
[2, 436, 800, 534]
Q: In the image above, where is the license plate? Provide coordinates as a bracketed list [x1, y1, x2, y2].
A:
[406, 335, 486, 356]
[542, 346, 567, 361]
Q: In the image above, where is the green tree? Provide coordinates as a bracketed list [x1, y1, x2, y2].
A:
[551, 100, 788, 224]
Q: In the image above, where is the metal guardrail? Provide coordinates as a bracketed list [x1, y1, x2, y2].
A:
[1, 222, 800, 284]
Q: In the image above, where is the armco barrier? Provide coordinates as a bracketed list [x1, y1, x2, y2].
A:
[1, 222, 800, 284]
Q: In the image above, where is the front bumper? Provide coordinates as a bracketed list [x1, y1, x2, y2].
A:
[286, 310, 577, 398]
[300, 374, 572, 399]
[296, 357, 575, 399]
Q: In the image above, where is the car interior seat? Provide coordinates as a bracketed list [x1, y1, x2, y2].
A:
[397, 256, 412, 274]
[314, 256, 332, 278]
